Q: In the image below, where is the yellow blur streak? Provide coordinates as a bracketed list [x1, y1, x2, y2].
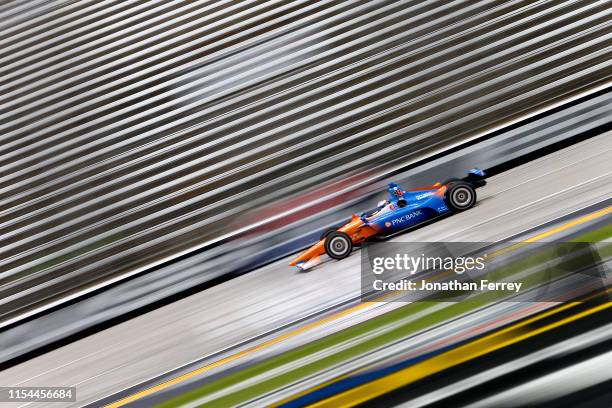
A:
[490, 206, 612, 257]
[105, 206, 611, 407]
[309, 301, 612, 408]
[104, 299, 383, 408]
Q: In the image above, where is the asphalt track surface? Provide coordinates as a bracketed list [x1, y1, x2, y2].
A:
[1, 133, 611, 407]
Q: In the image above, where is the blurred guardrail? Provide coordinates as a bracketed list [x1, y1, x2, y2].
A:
[0, 91, 609, 366]
[1, 1, 611, 324]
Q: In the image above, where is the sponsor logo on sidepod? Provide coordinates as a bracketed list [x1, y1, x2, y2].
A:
[391, 210, 422, 226]
[415, 192, 434, 200]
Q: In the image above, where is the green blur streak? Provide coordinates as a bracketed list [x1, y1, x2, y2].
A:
[157, 224, 611, 407]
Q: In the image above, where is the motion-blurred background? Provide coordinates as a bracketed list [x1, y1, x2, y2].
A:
[0, 1, 610, 407]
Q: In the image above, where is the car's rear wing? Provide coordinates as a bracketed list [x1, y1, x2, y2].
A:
[463, 168, 487, 188]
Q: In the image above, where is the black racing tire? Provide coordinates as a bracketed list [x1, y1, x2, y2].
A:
[320, 228, 336, 241]
[324, 231, 353, 260]
[446, 181, 476, 211]
[442, 177, 461, 186]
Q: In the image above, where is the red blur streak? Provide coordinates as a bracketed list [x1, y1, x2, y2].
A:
[239, 170, 376, 236]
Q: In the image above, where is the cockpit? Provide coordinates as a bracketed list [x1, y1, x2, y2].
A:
[361, 182, 409, 221]
[362, 199, 393, 221]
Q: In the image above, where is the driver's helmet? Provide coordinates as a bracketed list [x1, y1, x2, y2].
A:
[392, 186, 403, 198]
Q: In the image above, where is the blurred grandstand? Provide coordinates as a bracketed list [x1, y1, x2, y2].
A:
[1, 0, 610, 325]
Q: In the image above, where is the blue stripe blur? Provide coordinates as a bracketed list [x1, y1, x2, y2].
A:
[278, 337, 476, 408]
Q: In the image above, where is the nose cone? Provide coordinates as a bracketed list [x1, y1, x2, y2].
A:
[289, 240, 326, 267]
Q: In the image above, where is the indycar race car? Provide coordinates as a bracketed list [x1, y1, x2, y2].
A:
[289, 169, 486, 270]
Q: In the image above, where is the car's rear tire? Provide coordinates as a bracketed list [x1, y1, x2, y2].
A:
[324, 231, 353, 259]
[446, 181, 476, 211]
[442, 177, 461, 186]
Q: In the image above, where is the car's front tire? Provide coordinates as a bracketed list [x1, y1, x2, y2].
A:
[320, 228, 336, 241]
[446, 181, 476, 211]
[324, 231, 353, 259]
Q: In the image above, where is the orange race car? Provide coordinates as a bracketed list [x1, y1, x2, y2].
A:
[289, 169, 486, 270]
